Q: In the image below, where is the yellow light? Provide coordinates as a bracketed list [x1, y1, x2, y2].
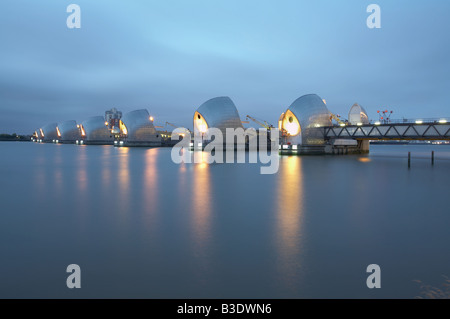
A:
[105, 121, 109, 126]
[374, 121, 381, 125]
[80, 125, 86, 137]
[278, 112, 285, 130]
[339, 123, 346, 127]
[357, 122, 363, 126]
[56, 126, 61, 137]
[194, 112, 208, 133]
[119, 120, 128, 135]
[439, 119, 447, 124]
[149, 116, 154, 122]
[415, 120, 423, 124]
[39, 128, 44, 137]
[281, 110, 300, 136]
[77, 124, 80, 128]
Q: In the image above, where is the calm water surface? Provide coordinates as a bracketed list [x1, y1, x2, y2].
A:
[1, 142, 449, 298]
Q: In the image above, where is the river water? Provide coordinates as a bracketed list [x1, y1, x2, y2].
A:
[0, 142, 449, 298]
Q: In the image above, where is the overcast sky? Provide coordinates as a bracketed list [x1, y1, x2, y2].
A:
[1, 0, 449, 134]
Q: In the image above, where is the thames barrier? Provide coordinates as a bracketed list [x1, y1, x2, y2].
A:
[32, 93, 450, 155]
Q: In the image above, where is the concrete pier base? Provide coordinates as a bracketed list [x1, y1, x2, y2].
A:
[280, 139, 370, 155]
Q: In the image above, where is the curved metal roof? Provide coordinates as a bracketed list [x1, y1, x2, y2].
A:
[348, 103, 369, 125]
[57, 120, 80, 141]
[282, 94, 331, 145]
[120, 109, 160, 143]
[194, 97, 243, 136]
[81, 116, 112, 142]
[40, 123, 58, 141]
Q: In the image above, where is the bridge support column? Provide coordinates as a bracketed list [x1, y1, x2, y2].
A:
[358, 140, 370, 153]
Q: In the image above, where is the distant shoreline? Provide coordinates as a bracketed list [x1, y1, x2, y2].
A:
[0, 134, 32, 142]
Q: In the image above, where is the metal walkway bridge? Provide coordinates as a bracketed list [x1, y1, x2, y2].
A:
[324, 118, 450, 141]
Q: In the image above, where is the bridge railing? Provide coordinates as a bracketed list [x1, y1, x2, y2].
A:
[323, 119, 450, 140]
[327, 117, 450, 127]
[367, 117, 450, 125]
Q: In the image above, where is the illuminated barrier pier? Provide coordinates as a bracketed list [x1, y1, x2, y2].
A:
[37, 123, 58, 143]
[279, 94, 336, 155]
[78, 116, 114, 145]
[190, 96, 268, 150]
[56, 120, 80, 144]
[115, 109, 162, 147]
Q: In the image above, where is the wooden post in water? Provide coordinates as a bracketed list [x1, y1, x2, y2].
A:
[408, 152, 411, 168]
[432, 151, 435, 166]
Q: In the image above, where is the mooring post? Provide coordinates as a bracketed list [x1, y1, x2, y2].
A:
[408, 152, 411, 168]
[432, 151, 435, 166]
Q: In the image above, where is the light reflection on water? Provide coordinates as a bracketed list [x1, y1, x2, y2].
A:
[276, 156, 304, 291]
[0, 142, 450, 298]
[144, 148, 158, 216]
[117, 147, 131, 229]
[76, 145, 88, 193]
[192, 156, 211, 252]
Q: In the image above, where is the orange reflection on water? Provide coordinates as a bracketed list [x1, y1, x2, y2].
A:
[357, 157, 371, 163]
[117, 147, 130, 215]
[193, 150, 211, 167]
[276, 156, 305, 287]
[144, 148, 158, 213]
[191, 157, 212, 251]
[101, 146, 112, 186]
[53, 146, 63, 192]
[76, 147, 88, 193]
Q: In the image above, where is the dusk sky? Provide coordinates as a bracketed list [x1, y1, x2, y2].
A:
[1, 0, 449, 134]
